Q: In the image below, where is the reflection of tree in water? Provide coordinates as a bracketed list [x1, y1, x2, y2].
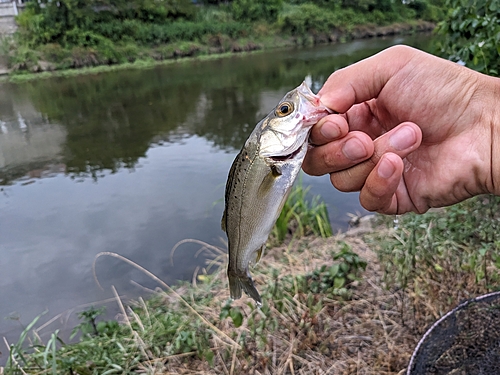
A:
[18, 68, 202, 178]
[192, 86, 261, 151]
[18, 54, 311, 179]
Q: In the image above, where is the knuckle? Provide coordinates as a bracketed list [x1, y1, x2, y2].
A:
[330, 171, 362, 193]
[322, 150, 338, 169]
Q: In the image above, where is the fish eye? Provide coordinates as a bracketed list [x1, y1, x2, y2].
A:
[275, 101, 294, 117]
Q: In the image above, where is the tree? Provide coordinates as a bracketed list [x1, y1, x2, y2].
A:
[438, 0, 500, 76]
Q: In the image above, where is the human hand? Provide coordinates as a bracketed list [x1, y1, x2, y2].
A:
[303, 45, 500, 214]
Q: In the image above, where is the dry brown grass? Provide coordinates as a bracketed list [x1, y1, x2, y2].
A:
[122, 225, 427, 375]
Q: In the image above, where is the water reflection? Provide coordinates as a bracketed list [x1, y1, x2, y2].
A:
[0, 34, 436, 358]
[1, 34, 434, 184]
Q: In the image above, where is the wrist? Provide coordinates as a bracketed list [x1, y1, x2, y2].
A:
[485, 75, 500, 195]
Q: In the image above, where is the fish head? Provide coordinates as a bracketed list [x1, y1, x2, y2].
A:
[258, 82, 332, 158]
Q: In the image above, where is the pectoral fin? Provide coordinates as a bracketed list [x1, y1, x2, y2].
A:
[257, 164, 282, 196]
[270, 164, 282, 177]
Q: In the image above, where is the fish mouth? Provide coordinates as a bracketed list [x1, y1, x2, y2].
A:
[268, 143, 304, 161]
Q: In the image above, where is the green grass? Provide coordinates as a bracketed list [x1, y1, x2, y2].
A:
[374, 195, 500, 292]
[366, 195, 500, 331]
[270, 176, 333, 246]
[2, 47, 266, 83]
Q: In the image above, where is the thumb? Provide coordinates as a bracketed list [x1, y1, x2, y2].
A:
[318, 45, 419, 113]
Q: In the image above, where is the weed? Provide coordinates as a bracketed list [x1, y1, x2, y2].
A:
[376, 195, 500, 292]
[4, 233, 399, 374]
[306, 242, 367, 297]
[270, 177, 333, 246]
[368, 195, 500, 334]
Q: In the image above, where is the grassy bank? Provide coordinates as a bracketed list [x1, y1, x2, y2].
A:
[1, 19, 436, 84]
[0, 0, 443, 79]
[3, 190, 500, 374]
[0, 20, 436, 84]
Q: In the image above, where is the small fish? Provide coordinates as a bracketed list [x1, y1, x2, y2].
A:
[221, 82, 332, 305]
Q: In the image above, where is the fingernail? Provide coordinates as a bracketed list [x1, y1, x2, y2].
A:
[319, 121, 340, 140]
[378, 157, 395, 179]
[342, 138, 368, 161]
[390, 125, 417, 151]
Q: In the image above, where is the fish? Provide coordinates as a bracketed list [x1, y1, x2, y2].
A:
[221, 81, 333, 306]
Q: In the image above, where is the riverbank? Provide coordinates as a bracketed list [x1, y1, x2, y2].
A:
[0, 20, 435, 83]
[4, 195, 499, 374]
[3, 218, 411, 374]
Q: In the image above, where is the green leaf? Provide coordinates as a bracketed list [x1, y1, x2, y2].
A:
[203, 349, 215, 366]
[333, 277, 345, 289]
[230, 309, 244, 328]
[340, 263, 349, 273]
[329, 264, 339, 277]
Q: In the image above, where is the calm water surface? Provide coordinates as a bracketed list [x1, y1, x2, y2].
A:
[0, 34, 435, 353]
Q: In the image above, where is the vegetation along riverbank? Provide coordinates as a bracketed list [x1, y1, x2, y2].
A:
[0, 0, 445, 78]
[3, 191, 500, 374]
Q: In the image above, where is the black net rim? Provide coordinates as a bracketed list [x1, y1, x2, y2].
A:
[406, 290, 500, 375]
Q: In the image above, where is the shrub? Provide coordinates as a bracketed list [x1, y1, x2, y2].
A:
[70, 46, 100, 67]
[115, 42, 142, 62]
[231, 0, 283, 22]
[422, 4, 445, 22]
[279, 4, 339, 36]
[38, 43, 70, 62]
[342, 0, 376, 12]
[10, 45, 39, 70]
[15, 0, 198, 48]
[437, 0, 500, 76]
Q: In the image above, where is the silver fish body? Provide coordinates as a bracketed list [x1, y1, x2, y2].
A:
[222, 82, 332, 305]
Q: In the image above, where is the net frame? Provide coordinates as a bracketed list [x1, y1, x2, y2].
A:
[407, 291, 500, 375]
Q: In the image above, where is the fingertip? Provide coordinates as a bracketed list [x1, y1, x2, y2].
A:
[359, 153, 403, 212]
[389, 122, 422, 151]
[309, 115, 348, 146]
[319, 119, 342, 140]
[375, 153, 403, 189]
[377, 154, 397, 179]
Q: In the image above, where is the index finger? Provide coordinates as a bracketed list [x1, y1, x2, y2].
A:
[318, 45, 419, 113]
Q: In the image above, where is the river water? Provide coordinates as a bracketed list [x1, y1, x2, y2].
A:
[0, 34, 435, 355]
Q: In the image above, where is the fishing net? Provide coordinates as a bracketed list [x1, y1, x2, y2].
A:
[407, 291, 500, 375]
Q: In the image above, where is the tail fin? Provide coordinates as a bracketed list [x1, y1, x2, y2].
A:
[228, 270, 262, 307]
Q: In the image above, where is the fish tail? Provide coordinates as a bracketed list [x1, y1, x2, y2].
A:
[228, 273, 242, 300]
[228, 270, 262, 307]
